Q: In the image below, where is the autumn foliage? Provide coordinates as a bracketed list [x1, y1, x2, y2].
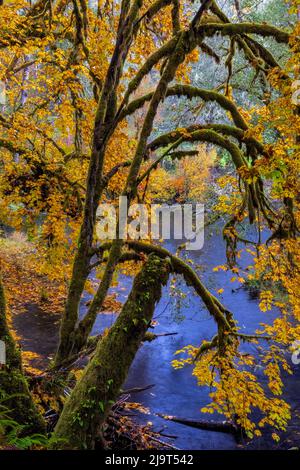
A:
[0, 0, 299, 450]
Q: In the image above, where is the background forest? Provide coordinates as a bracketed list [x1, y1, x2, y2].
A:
[0, 0, 300, 451]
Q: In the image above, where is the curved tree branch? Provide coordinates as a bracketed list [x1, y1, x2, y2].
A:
[120, 84, 249, 130]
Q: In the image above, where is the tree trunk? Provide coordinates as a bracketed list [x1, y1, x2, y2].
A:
[51, 254, 170, 449]
[54, 0, 143, 367]
[0, 275, 45, 434]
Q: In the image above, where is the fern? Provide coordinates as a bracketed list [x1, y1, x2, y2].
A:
[0, 398, 46, 449]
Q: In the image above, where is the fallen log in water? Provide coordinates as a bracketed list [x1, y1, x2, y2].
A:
[157, 414, 240, 435]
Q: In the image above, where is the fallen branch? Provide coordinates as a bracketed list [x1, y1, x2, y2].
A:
[157, 414, 239, 435]
[121, 384, 155, 395]
[143, 331, 178, 341]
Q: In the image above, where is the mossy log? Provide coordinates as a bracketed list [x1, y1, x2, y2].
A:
[0, 276, 45, 434]
[157, 414, 240, 436]
[51, 254, 171, 449]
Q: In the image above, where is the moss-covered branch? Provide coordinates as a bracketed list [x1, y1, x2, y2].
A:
[100, 160, 132, 191]
[210, 0, 287, 74]
[121, 241, 233, 330]
[135, 0, 174, 28]
[90, 241, 232, 331]
[147, 127, 247, 170]
[121, 84, 248, 130]
[148, 123, 264, 155]
[118, 35, 179, 112]
[196, 22, 290, 44]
